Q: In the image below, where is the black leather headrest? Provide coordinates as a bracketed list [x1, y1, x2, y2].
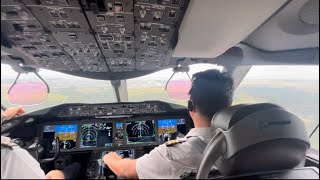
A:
[197, 103, 310, 178]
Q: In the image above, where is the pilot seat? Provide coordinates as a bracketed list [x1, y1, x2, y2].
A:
[194, 103, 318, 179]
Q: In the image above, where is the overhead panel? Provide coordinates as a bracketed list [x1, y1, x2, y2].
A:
[134, 0, 188, 70]
[1, 0, 78, 71]
[20, 0, 109, 72]
[51, 31, 108, 72]
[82, 0, 189, 72]
[82, 0, 135, 72]
[1, 0, 189, 73]
[21, 0, 89, 32]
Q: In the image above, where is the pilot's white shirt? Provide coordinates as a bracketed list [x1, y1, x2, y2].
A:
[136, 128, 214, 179]
[1, 136, 46, 179]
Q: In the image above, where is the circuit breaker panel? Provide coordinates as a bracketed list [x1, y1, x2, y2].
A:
[1, 0, 189, 72]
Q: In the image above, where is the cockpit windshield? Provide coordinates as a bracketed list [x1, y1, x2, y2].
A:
[1, 64, 319, 151]
[1, 64, 116, 111]
[234, 66, 319, 150]
[1, 63, 221, 111]
[127, 64, 223, 105]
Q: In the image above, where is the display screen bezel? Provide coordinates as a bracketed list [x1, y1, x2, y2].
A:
[79, 121, 115, 149]
[157, 118, 187, 144]
[124, 118, 158, 146]
[41, 121, 82, 153]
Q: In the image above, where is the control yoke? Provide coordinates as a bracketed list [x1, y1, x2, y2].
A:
[39, 137, 60, 164]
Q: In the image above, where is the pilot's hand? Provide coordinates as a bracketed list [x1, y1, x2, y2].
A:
[45, 170, 65, 179]
[103, 152, 122, 165]
[3, 106, 25, 120]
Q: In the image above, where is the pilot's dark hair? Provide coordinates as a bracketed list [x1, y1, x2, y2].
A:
[188, 69, 234, 119]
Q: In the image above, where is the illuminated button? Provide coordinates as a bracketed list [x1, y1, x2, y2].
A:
[153, 10, 162, 20]
[119, 27, 125, 34]
[139, 9, 146, 18]
[101, 27, 108, 33]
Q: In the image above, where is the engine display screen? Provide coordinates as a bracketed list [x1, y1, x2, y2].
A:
[43, 124, 78, 150]
[80, 123, 113, 148]
[158, 118, 186, 144]
[126, 120, 156, 145]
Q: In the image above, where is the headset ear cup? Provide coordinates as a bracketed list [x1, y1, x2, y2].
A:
[188, 100, 193, 111]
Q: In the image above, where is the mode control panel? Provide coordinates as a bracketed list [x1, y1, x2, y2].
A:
[58, 102, 171, 117]
[67, 105, 90, 116]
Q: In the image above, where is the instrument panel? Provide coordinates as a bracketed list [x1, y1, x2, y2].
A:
[41, 117, 188, 152]
[1, 101, 191, 178]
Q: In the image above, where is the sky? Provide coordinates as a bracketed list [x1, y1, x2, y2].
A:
[1, 63, 319, 81]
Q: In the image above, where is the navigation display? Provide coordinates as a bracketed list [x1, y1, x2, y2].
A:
[43, 124, 78, 150]
[126, 120, 156, 145]
[158, 118, 186, 144]
[80, 123, 113, 148]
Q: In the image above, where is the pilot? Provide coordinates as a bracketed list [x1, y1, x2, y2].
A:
[103, 69, 234, 179]
[1, 106, 81, 179]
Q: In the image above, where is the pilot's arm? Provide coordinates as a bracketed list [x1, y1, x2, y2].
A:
[1, 107, 66, 179]
[103, 152, 138, 178]
[103, 143, 185, 179]
[1, 107, 46, 178]
[1, 137, 46, 179]
[1, 106, 25, 124]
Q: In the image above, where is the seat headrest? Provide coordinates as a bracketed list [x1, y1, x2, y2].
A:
[197, 103, 310, 178]
[211, 103, 284, 132]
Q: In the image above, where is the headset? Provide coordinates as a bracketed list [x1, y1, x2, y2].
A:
[188, 99, 194, 112]
[188, 78, 196, 112]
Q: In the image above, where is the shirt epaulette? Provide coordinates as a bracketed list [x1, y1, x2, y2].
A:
[166, 138, 187, 147]
[1, 141, 18, 149]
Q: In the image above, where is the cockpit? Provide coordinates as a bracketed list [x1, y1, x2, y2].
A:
[1, 0, 319, 179]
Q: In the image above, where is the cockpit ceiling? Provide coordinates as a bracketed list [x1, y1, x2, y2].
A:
[244, 0, 319, 51]
[172, 0, 319, 58]
[172, 0, 288, 58]
[1, 0, 319, 79]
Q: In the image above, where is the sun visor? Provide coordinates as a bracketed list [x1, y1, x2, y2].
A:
[172, 0, 287, 58]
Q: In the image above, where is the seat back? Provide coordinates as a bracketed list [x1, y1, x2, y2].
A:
[196, 103, 310, 178]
